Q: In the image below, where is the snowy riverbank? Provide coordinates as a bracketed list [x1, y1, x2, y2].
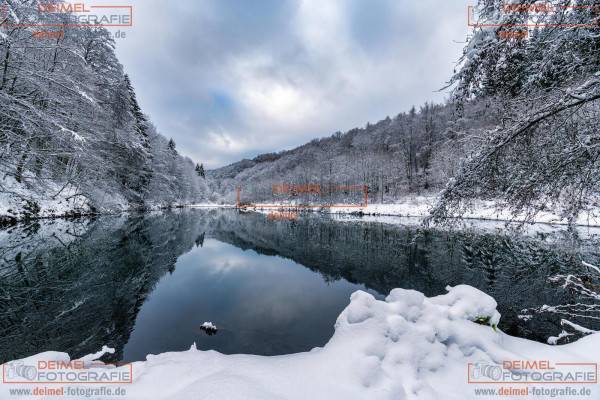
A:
[0, 176, 196, 225]
[2, 285, 597, 399]
[3, 190, 599, 228]
[224, 196, 600, 227]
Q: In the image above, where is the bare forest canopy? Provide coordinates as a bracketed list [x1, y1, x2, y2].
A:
[207, 101, 501, 204]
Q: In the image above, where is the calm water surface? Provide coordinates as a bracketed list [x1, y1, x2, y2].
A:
[0, 209, 598, 363]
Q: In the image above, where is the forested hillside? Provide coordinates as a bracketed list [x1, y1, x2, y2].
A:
[0, 1, 206, 222]
[207, 100, 501, 204]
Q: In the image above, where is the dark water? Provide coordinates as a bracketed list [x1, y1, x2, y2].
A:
[0, 209, 598, 363]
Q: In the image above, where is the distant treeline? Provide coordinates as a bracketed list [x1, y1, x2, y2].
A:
[207, 100, 500, 204]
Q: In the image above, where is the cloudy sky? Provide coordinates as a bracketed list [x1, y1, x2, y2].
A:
[109, 0, 468, 168]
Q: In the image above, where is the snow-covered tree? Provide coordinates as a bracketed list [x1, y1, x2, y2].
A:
[430, 0, 600, 224]
[0, 1, 205, 213]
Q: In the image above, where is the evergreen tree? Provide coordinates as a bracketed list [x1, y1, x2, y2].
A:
[168, 138, 177, 153]
[124, 74, 149, 141]
[195, 163, 205, 178]
[123, 74, 152, 202]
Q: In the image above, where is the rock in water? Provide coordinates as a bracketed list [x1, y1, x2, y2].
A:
[200, 322, 218, 335]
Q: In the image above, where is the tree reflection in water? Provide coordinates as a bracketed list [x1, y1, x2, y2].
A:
[0, 209, 598, 363]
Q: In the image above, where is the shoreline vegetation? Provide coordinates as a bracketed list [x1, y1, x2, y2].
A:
[3, 198, 599, 229]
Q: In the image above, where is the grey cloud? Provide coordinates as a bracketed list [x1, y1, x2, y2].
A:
[111, 0, 467, 168]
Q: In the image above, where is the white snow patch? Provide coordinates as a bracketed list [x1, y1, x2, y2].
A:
[201, 321, 217, 330]
[561, 319, 597, 335]
[58, 124, 86, 142]
[547, 330, 573, 345]
[77, 345, 115, 365]
[582, 260, 600, 274]
[189, 203, 237, 208]
[242, 196, 600, 228]
[55, 299, 87, 319]
[77, 89, 96, 104]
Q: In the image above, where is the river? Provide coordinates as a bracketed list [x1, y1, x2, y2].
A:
[1, 209, 598, 363]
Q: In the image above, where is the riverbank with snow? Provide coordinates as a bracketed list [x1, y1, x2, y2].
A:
[2, 285, 597, 400]
[3, 190, 599, 229]
[231, 196, 600, 228]
[0, 182, 194, 226]
[0, 176, 207, 225]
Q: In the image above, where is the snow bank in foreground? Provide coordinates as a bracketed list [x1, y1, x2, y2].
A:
[2, 285, 598, 399]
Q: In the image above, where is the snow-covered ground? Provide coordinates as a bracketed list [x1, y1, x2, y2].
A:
[227, 196, 600, 227]
[3, 181, 599, 228]
[0, 176, 128, 223]
[189, 203, 237, 208]
[0, 175, 200, 223]
[2, 285, 598, 399]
